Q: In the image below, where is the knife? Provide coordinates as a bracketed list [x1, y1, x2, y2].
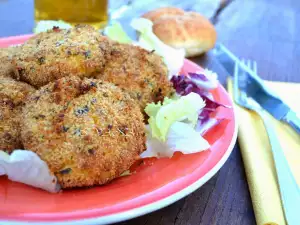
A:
[212, 43, 300, 134]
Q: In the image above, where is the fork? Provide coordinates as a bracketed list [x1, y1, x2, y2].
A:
[234, 60, 300, 225]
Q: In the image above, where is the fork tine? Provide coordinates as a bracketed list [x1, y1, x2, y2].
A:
[241, 58, 245, 67]
[243, 59, 259, 77]
[248, 59, 259, 77]
[247, 59, 257, 73]
[253, 61, 258, 74]
[246, 59, 251, 68]
[233, 61, 240, 104]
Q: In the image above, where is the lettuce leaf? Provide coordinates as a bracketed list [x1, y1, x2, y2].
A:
[104, 21, 132, 44]
[145, 92, 205, 142]
[0, 150, 60, 193]
[141, 122, 210, 158]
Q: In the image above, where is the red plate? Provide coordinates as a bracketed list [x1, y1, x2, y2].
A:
[0, 35, 237, 225]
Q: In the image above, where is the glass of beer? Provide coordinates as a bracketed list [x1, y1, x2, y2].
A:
[34, 0, 109, 29]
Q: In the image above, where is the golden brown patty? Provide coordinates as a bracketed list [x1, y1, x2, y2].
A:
[0, 77, 35, 152]
[21, 76, 146, 188]
[12, 25, 112, 88]
[0, 46, 18, 78]
[96, 43, 174, 110]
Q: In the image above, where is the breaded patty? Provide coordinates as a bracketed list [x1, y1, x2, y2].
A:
[96, 43, 174, 110]
[12, 25, 112, 88]
[21, 76, 146, 188]
[0, 77, 35, 152]
[0, 46, 18, 78]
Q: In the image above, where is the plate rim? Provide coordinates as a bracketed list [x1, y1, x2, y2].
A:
[0, 35, 237, 225]
[1, 119, 237, 225]
[0, 91, 237, 225]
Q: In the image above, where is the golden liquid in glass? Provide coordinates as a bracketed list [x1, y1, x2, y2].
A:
[35, 0, 108, 29]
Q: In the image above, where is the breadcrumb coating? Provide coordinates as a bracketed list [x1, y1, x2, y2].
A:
[96, 43, 174, 110]
[21, 76, 146, 188]
[0, 77, 35, 152]
[0, 46, 18, 78]
[12, 25, 112, 88]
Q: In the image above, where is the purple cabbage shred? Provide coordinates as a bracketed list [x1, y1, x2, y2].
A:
[188, 72, 209, 81]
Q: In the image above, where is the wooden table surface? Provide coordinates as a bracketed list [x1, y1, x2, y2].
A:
[1, 0, 299, 224]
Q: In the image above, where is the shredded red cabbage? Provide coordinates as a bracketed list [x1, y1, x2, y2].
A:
[171, 74, 229, 134]
[196, 118, 225, 135]
[188, 72, 209, 81]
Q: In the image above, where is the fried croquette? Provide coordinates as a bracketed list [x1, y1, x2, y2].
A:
[0, 77, 35, 152]
[21, 76, 146, 188]
[0, 46, 18, 78]
[96, 43, 174, 110]
[12, 25, 112, 88]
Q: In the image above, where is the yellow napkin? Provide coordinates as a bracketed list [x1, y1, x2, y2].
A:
[227, 78, 300, 225]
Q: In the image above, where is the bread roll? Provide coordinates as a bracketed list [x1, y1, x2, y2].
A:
[142, 7, 217, 57]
